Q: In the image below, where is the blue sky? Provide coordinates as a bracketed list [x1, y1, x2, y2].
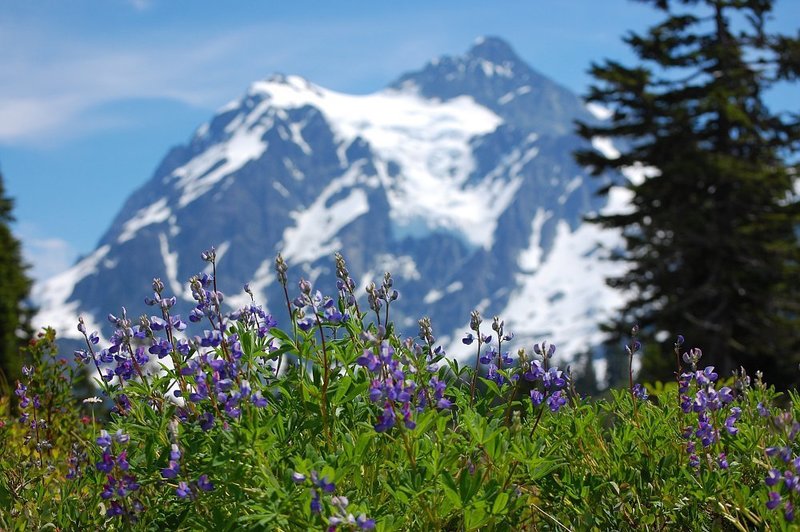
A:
[1, 0, 797, 282]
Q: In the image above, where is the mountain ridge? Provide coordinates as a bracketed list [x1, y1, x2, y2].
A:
[34, 36, 626, 383]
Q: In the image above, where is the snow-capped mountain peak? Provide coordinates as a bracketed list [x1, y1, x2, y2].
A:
[34, 38, 624, 383]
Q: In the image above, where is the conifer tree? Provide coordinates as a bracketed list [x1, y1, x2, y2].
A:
[0, 170, 34, 384]
[576, 0, 800, 388]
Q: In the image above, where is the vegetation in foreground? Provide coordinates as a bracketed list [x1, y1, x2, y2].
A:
[1, 249, 799, 531]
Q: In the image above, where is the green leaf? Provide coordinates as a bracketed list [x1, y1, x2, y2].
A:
[491, 492, 509, 515]
[458, 469, 481, 506]
[332, 376, 351, 404]
[440, 472, 462, 509]
[464, 503, 490, 530]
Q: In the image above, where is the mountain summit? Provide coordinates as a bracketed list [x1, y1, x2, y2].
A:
[391, 36, 594, 135]
[34, 37, 625, 380]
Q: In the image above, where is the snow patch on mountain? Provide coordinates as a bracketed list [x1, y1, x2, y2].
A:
[479, 59, 513, 78]
[226, 259, 276, 311]
[518, 208, 553, 272]
[243, 76, 505, 249]
[281, 164, 371, 264]
[498, 85, 531, 105]
[622, 162, 661, 186]
[591, 137, 661, 187]
[158, 232, 183, 298]
[501, 219, 625, 376]
[118, 198, 171, 243]
[33, 245, 111, 339]
[591, 137, 620, 160]
[370, 254, 421, 282]
[586, 102, 613, 121]
[171, 111, 273, 207]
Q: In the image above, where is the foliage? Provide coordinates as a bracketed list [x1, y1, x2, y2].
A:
[575, 0, 800, 387]
[0, 170, 35, 385]
[1, 250, 800, 530]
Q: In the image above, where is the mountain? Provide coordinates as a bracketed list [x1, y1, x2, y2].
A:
[34, 37, 630, 383]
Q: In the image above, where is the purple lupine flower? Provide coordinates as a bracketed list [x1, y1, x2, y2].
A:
[310, 490, 322, 513]
[547, 390, 567, 412]
[313, 472, 335, 494]
[331, 495, 348, 509]
[292, 472, 306, 483]
[692, 393, 707, 413]
[780, 447, 793, 464]
[252, 391, 268, 407]
[357, 350, 381, 372]
[96, 430, 112, 448]
[149, 338, 173, 359]
[523, 360, 544, 382]
[116, 450, 130, 471]
[542, 368, 566, 390]
[114, 430, 130, 444]
[197, 474, 214, 491]
[96, 452, 115, 473]
[683, 347, 702, 368]
[189, 308, 204, 322]
[101, 477, 115, 499]
[786, 501, 795, 522]
[486, 363, 504, 385]
[356, 514, 376, 530]
[73, 349, 91, 364]
[766, 447, 780, 457]
[695, 419, 716, 447]
[107, 501, 124, 517]
[767, 491, 782, 510]
[115, 394, 132, 414]
[401, 402, 416, 430]
[699, 366, 718, 385]
[176, 481, 191, 498]
[680, 394, 692, 413]
[199, 412, 215, 431]
[725, 407, 741, 435]
[199, 330, 223, 348]
[633, 383, 648, 400]
[436, 398, 453, 409]
[717, 386, 733, 404]
[717, 453, 729, 470]
[374, 403, 396, 433]
[530, 390, 544, 407]
[161, 461, 180, 479]
[766, 469, 782, 486]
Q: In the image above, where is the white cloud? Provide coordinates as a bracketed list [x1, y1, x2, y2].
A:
[127, 0, 152, 11]
[0, 15, 449, 146]
[14, 223, 78, 287]
[0, 22, 254, 144]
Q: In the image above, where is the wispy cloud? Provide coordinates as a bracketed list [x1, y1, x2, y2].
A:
[0, 15, 448, 147]
[15, 222, 78, 286]
[127, 0, 153, 11]
[0, 21, 260, 144]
